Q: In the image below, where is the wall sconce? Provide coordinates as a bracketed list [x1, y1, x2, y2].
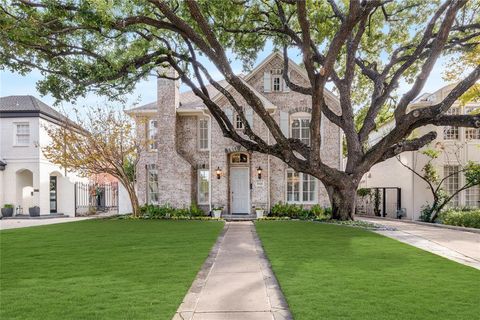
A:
[257, 166, 263, 179]
[215, 167, 222, 179]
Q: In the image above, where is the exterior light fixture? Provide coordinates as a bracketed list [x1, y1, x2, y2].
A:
[215, 167, 222, 179]
[257, 166, 263, 179]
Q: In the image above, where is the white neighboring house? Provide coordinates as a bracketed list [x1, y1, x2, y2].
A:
[0, 95, 87, 217]
[360, 84, 480, 220]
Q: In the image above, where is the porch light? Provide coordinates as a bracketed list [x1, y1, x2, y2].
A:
[215, 167, 222, 179]
[257, 166, 263, 179]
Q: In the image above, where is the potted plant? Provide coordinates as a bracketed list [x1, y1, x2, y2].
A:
[1, 204, 14, 217]
[255, 206, 265, 218]
[212, 206, 223, 218]
[29, 206, 40, 217]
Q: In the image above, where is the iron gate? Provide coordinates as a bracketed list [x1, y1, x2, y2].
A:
[356, 187, 402, 218]
[74, 182, 118, 216]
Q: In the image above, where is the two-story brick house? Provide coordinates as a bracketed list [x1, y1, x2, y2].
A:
[128, 52, 343, 216]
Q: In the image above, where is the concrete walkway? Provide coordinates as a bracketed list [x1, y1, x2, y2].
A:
[359, 217, 480, 270]
[174, 221, 292, 320]
[0, 217, 92, 230]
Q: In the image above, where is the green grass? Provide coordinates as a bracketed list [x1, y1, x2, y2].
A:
[0, 219, 223, 320]
[255, 221, 480, 320]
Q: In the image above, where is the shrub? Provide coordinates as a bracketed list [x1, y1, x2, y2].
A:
[439, 208, 480, 229]
[270, 202, 332, 220]
[139, 203, 206, 219]
[3, 204, 14, 209]
[419, 205, 433, 222]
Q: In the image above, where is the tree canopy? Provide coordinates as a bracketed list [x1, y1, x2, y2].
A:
[1, 0, 479, 219]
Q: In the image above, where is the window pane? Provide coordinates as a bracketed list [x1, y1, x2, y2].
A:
[198, 169, 209, 204]
[199, 118, 209, 149]
[444, 166, 459, 207]
[466, 184, 479, 208]
[147, 164, 159, 204]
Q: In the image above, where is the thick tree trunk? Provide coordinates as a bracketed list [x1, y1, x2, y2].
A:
[326, 184, 358, 221]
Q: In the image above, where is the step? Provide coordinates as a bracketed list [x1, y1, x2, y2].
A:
[222, 214, 257, 221]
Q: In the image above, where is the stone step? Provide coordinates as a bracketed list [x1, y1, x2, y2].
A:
[222, 214, 257, 221]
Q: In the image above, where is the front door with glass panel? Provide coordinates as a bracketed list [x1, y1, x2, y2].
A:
[50, 176, 57, 213]
[230, 167, 250, 214]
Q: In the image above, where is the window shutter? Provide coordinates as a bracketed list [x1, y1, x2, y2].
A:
[280, 111, 289, 137]
[224, 108, 234, 125]
[283, 71, 291, 92]
[263, 71, 271, 92]
[245, 108, 254, 128]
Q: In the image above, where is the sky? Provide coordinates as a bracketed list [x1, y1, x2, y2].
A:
[0, 43, 451, 114]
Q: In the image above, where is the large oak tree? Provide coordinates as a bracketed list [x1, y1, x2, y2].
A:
[1, 0, 479, 220]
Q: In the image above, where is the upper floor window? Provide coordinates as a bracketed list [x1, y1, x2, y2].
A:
[443, 107, 459, 140]
[235, 113, 244, 130]
[291, 114, 311, 146]
[198, 117, 209, 150]
[15, 122, 30, 146]
[147, 164, 159, 204]
[148, 119, 158, 151]
[286, 169, 317, 203]
[263, 69, 289, 93]
[465, 106, 480, 140]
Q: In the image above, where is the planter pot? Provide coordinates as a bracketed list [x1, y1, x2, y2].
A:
[212, 210, 222, 218]
[256, 209, 264, 218]
[29, 206, 40, 217]
[1, 208, 14, 217]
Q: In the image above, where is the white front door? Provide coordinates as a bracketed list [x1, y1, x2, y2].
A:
[230, 167, 250, 214]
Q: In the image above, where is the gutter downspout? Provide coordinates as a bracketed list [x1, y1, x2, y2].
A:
[202, 111, 213, 213]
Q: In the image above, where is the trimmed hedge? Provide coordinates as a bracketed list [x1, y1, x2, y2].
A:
[139, 203, 205, 219]
[270, 202, 332, 220]
[439, 208, 480, 229]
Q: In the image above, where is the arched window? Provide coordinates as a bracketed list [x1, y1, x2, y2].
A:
[230, 152, 249, 164]
[290, 112, 311, 146]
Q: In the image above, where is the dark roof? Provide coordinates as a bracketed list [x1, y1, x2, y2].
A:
[0, 95, 70, 123]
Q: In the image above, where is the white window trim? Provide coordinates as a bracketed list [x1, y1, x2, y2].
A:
[285, 169, 318, 204]
[14, 122, 30, 147]
[148, 119, 158, 152]
[234, 113, 244, 130]
[197, 169, 210, 205]
[198, 117, 210, 151]
[147, 164, 159, 204]
[290, 112, 311, 146]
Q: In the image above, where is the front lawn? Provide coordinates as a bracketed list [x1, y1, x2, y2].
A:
[256, 221, 479, 320]
[0, 219, 223, 320]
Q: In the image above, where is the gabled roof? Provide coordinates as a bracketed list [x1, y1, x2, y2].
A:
[0, 95, 70, 124]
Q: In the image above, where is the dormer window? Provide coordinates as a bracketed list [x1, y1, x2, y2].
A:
[235, 113, 244, 130]
[271, 69, 282, 92]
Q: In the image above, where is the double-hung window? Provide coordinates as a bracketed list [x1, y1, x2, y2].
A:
[148, 119, 158, 151]
[235, 114, 244, 130]
[465, 184, 480, 208]
[271, 69, 282, 92]
[15, 122, 30, 146]
[147, 164, 159, 204]
[198, 117, 209, 150]
[291, 116, 311, 146]
[465, 106, 480, 140]
[198, 169, 210, 204]
[286, 169, 317, 203]
[443, 107, 459, 140]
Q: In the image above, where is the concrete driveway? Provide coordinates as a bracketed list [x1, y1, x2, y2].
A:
[359, 217, 480, 270]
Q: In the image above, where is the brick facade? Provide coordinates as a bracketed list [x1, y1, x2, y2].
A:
[129, 52, 342, 214]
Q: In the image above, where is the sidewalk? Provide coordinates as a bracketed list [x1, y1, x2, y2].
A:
[174, 221, 292, 320]
[0, 216, 92, 230]
[359, 217, 480, 270]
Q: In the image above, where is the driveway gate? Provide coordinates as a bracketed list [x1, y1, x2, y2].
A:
[356, 187, 402, 218]
[74, 182, 118, 216]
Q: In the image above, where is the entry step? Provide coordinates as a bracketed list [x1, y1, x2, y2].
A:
[222, 214, 257, 221]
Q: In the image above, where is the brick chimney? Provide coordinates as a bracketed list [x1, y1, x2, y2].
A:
[155, 67, 192, 207]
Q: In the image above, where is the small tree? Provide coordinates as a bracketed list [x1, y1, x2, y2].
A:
[397, 146, 480, 222]
[43, 106, 144, 217]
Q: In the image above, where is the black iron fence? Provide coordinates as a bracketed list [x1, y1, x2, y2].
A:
[356, 187, 404, 218]
[74, 182, 118, 216]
